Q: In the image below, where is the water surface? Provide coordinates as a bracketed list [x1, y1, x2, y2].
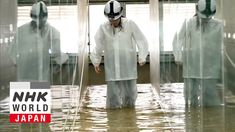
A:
[1, 83, 235, 132]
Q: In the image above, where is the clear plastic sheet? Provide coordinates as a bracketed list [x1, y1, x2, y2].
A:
[1, 0, 235, 131]
[0, 0, 88, 131]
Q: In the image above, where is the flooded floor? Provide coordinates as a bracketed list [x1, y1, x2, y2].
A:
[1, 83, 235, 132]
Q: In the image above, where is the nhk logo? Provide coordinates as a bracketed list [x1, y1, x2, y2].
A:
[9, 82, 51, 123]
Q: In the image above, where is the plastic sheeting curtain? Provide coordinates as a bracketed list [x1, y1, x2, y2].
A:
[162, 0, 227, 131]
[149, 0, 160, 95]
[0, 2, 17, 130]
[14, 1, 80, 85]
[62, 0, 89, 131]
[221, 0, 235, 131]
[0, 0, 17, 92]
[0, 0, 89, 131]
[77, 0, 89, 103]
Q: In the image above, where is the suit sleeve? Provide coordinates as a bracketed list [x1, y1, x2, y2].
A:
[90, 25, 105, 66]
[130, 20, 149, 63]
[172, 19, 187, 63]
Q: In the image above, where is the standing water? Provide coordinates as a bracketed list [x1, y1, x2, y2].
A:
[1, 84, 235, 131]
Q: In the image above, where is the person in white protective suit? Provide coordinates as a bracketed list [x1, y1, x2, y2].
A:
[90, 0, 149, 109]
[173, 0, 223, 107]
[8, 1, 68, 82]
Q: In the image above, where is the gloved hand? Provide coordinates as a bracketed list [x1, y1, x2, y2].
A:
[94, 65, 102, 74]
[139, 61, 146, 66]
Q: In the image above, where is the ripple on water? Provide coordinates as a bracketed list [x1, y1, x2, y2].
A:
[0, 83, 233, 131]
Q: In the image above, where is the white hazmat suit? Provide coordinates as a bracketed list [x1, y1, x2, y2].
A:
[173, 7, 223, 106]
[90, 17, 148, 108]
[8, 1, 67, 82]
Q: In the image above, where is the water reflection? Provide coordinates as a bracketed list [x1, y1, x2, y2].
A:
[1, 84, 235, 131]
[185, 107, 225, 132]
[106, 108, 138, 131]
[72, 84, 184, 131]
[0, 114, 51, 132]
